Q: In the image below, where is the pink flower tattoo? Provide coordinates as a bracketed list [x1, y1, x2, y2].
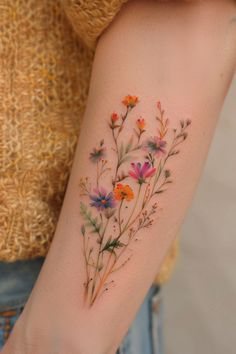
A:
[79, 95, 191, 306]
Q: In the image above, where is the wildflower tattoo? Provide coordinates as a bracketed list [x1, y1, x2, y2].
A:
[79, 96, 191, 307]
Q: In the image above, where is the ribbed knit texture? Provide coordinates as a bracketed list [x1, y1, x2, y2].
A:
[0, 0, 179, 284]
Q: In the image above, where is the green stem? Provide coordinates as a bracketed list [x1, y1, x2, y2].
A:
[142, 176, 153, 209]
[112, 107, 130, 185]
[96, 161, 99, 189]
[120, 184, 142, 238]
[89, 216, 110, 303]
[82, 232, 90, 303]
[118, 199, 124, 235]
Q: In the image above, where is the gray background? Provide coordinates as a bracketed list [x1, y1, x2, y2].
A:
[163, 77, 236, 354]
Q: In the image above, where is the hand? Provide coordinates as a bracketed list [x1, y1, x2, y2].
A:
[0, 247, 99, 354]
[0, 286, 84, 354]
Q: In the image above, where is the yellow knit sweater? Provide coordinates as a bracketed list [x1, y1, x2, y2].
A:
[0, 0, 178, 284]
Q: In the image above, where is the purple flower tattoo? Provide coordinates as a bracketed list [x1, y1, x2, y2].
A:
[90, 187, 116, 211]
[78, 96, 191, 307]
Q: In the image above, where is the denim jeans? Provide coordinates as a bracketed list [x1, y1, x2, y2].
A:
[0, 258, 164, 353]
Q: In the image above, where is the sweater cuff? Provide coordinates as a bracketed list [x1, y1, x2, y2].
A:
[61, 0, 129, 49]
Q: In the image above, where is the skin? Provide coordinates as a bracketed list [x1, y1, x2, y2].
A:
[2, 0, 236, 353]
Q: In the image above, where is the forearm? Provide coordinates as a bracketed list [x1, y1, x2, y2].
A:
[23, 1, 236, 353]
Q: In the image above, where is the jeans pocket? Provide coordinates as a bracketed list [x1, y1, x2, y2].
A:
[0, 307, 24, 350]
[150, 286, 164, 354]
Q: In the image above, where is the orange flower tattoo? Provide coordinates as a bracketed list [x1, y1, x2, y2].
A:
[79, 95, 191, 307]
[114, 183, 134, 201]
[122, 95, 139, 108]
[136, 118, 146, 131]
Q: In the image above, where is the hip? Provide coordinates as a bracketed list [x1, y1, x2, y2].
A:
[0, 257, 164, 354]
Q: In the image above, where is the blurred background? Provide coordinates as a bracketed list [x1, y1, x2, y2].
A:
[163, 77, 236, 354]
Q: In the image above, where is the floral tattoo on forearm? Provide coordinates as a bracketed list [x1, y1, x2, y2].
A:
[79, 96, 191, 307]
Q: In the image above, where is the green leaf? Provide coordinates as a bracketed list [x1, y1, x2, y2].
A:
[100, 237, 125, 253]
[155, 189, 167, 194]
[80, 202, 102, 235]
[81, 224, 86, 236]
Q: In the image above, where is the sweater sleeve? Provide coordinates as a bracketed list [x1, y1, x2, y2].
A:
[61, 0, 130, 49]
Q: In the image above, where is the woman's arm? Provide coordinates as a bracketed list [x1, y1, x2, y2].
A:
[3, 0, 236, 353]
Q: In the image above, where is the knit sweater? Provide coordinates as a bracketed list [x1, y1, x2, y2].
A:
[0, 0, 179, 284]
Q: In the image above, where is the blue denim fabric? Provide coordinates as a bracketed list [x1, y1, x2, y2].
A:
[0, 257, 45, 310]
[0, 306, 24, 349]
[0, 259, 164, 354]
[117, 285, 164, 354]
